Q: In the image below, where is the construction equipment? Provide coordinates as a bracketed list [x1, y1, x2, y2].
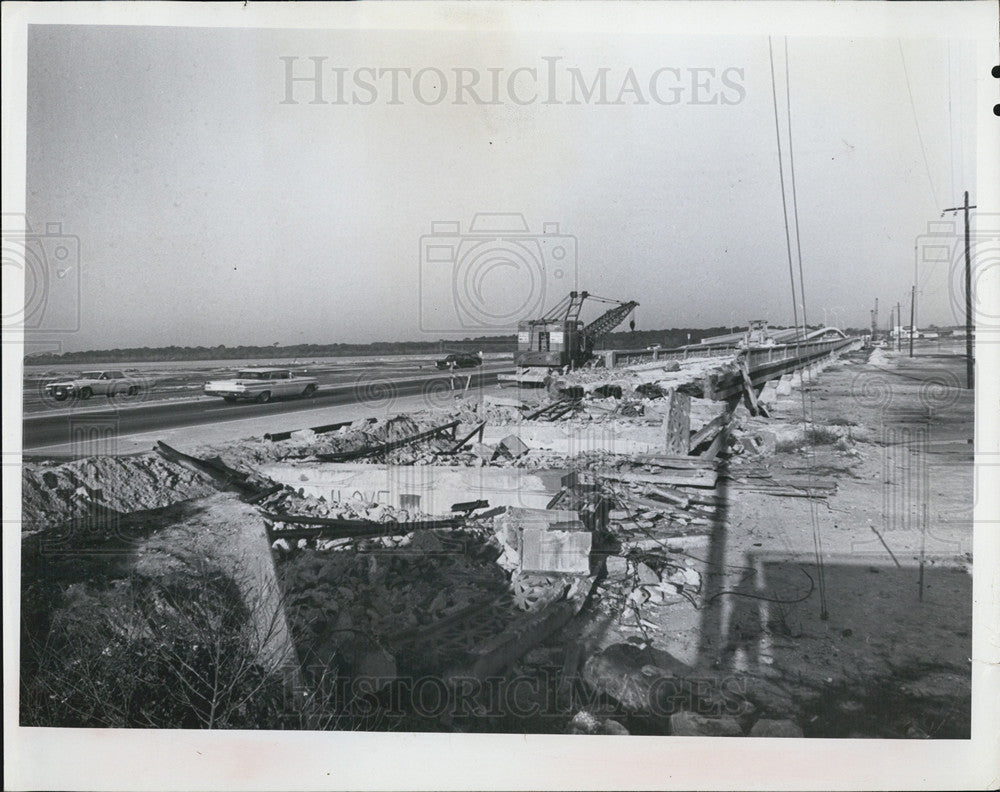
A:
[500, 291, 638, 386]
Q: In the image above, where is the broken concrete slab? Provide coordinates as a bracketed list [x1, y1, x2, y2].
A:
[635, 562, 659, 585]
[469, 442, 496, 463]
[567, 709, 631, 735]
[521, 527, 592, 574]
[480, 424, 665, 456]
[497, 434, 530, 459]
[670, 711, 743, 736]
[260, 463, 561, 513]
[581, 642, 692, 717]
[494, 507, 592, 575]
[749, 718, 804, 738]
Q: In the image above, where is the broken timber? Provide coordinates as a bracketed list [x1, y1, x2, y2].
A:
[597, 469, 718, 488]
[155, 441, 271, 499]
[440, 421, 487, 454]
[687, 413, 729, 454]
[264, 417, 377, 442]
[315, 419, 460, 462]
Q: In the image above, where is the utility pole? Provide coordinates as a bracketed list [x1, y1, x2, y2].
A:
[909, 285, 916, 358]
[897, 301, 902, 351]
[942, 191, 976, 389]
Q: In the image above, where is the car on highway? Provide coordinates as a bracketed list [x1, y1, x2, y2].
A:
[436, 352, 483, 370]
[44, 370, 145, 401]
[203, 367, 319, 403]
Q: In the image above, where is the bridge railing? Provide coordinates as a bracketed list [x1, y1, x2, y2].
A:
[600, 336, 858, 369]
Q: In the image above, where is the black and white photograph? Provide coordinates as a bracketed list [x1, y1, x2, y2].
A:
[3, 2, 998, 790]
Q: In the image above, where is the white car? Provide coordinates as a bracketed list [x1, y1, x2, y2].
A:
[44, 370, 145, 401]
[203, 367, 319, 403]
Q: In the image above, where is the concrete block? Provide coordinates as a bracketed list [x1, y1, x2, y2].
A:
[670, 711, 743, 737]
[494, 507, 591, 575]
[775, 375, 793, 396]
[520, 527, 592, 574]
[469, 442, 495, 462]
[483, 395, 524, 409]
[757, 381, 779, 406]
[749, 718, 804, 738]
[498, 434, 530, 459]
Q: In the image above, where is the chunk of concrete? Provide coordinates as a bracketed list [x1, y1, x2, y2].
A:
[670, 711, 743, 737]
[521, 527, 592, 574]
[635, 562, 660, 585]
[749, 718, 804, 738]
[469, 442, 496, 463]
[757, 381, 779, 407]
[581, 642, 691, 716]
[494, 507, 591, 574]
[497, 434, 530, 459]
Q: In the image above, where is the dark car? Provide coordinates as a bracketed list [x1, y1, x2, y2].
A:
[436, 352, 483, 370]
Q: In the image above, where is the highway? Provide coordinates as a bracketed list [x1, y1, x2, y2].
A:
[22, 367, 510, 451]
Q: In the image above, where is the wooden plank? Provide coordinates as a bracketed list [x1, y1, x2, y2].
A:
[739, 360, 761, 416]
[598, 469, 718, 489]
[702, 423, 731, 460]
[665, 390, 692, 454]
[443, 421, 487, 454]
[688, 413, 728, 452]
[643, 484, 691, 509]
[631, 453, 717, 469]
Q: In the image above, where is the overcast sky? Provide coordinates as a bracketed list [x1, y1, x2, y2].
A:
[25, 25, 977, 352]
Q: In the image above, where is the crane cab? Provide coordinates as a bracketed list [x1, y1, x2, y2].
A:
[515, 319, 591, 369]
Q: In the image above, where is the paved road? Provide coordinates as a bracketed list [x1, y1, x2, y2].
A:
[22, 368, 509, 450]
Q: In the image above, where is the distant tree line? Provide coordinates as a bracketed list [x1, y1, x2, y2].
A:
[25, 325, 873, 365]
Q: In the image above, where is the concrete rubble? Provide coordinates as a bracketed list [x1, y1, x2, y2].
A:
[20, 339, 974, 737]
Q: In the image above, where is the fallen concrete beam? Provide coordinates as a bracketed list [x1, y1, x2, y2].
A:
[259, 463, 563, 513]
[480, 424, 664, 456]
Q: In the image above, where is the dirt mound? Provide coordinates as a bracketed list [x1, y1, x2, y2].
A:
[20, 454, 217, 533]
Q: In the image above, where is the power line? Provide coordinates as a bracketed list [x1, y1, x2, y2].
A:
[770, 36, 828, 620]
[785, 37, 809, 331]
[899, 39, 940, 209]
[768, 37, 800, 337]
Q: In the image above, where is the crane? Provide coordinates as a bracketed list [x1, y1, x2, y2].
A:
[501, 291, 639, 385]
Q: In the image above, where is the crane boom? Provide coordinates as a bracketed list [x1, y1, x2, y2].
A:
[584, 300, 639, 343]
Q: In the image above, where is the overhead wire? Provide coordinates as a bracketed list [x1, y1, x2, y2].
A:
[768, 37, 801, 340]
[771, 36, 830, 620]
[899, 39, 940, 209]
